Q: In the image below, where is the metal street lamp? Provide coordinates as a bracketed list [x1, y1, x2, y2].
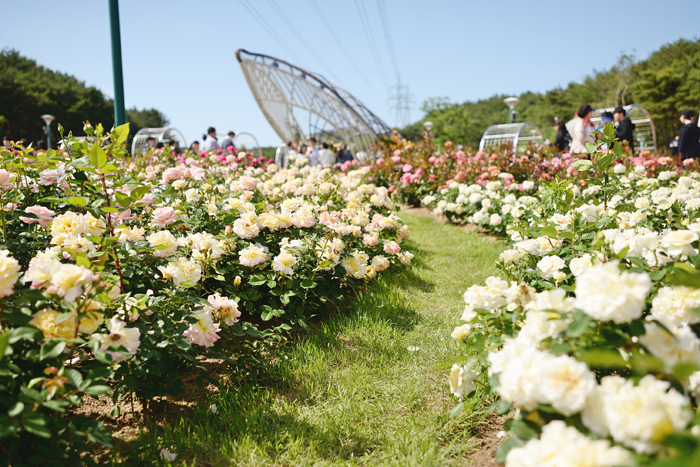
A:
[423, 121, 433, 132]
[504, 97, 520, 123]
[41, 114, 55, 149]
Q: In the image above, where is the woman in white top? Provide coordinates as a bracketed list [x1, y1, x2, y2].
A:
[202, 127, 220, 152]
[570, 104, 595, 154]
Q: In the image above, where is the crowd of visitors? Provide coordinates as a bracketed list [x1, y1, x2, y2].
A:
[549, 103, 698, 159]
[274, 137, 354, 168]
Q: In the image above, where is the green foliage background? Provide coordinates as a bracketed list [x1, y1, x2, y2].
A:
[401, 38, 700, 149]
[0, 49, 167, 146]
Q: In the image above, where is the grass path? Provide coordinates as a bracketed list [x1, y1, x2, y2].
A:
[120, 209, 504, 466]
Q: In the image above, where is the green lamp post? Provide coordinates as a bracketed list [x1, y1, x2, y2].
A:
[109, 0, 126, 126]
[41, 114, 55, 149]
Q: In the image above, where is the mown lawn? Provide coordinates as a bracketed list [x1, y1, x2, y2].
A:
[115, 210, 504, 466]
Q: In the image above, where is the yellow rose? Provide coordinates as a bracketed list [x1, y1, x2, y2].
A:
[29, 309, 76, 339]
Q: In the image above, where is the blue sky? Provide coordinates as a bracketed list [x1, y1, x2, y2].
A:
[2, 0, 699, 147]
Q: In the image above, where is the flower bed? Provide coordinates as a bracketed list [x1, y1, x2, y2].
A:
[440, 126, 700, 464]
[0, 123, 412, 462]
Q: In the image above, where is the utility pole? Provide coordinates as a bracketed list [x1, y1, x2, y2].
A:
[388, 76, 413, 129]
[109, 0, 126, 126]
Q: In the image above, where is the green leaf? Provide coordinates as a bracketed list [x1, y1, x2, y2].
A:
[557, 231, 575, 239]
[23, 413, 51, 438]
[101, 207, 119, 213]
[83, 385, 111, 396]
[512, 420, 539, 440]
[0, 333, 9, 361]
[598, 154, 614, 171]
[113, 123, 130, 146]
[300, 279, 317, 289]
[88, 143, 107, 169]
[566, 311, 594, 338]
[629, 320, 646, 337]
[54, 312, 76, 324]
[130, 185, 151, 202]
[8, 401, 24, 417]
[578, 349, 627, 368]
[101, 163, 118, 174]
[584, 141, 598, 154]
[64, 369, 83, 389]
[75, 256, 91, 268]
[449, 401, 465, 419]
[571, 159, 594, 172]
[115, 191, 131, 207]
[40, 340, 67, 360]
[494, 436, 526, 463]
[540, 226, 558, 238]
[496, 399, 512, 415]
[68, 197, 87, 207]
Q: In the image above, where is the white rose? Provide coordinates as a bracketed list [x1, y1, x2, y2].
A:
[574, 261, 651, 324]
[659, 230, 698, 258]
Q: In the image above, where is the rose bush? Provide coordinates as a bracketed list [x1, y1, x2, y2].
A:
[440, 125, 700, 464]
[0, 122, 412, 463]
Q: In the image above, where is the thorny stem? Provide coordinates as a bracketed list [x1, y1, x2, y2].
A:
[100, 173, 125, 293]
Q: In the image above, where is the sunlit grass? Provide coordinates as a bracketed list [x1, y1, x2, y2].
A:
[115, 210, 504, 466]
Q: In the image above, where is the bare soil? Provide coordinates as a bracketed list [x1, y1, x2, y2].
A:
[465, 414, 506, 466]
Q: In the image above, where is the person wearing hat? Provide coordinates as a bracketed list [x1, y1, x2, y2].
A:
[678, 109, 700, 160]
[550, 118, 572, 152]
[613, 107, 636, 153]
[570, 104, 595, 154]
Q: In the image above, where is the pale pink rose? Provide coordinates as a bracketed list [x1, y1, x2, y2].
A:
[0, 170, 15, 191]
[39, 168, 63, 186]
[19, 205, 55, 227]
[363, 233, 379, 246]
[403, 164, 413, 172]
[161, 168, 182, 184]
[383, 241, 401, 255]
[391, 156, 401, 163]
[108, 209, 132, 226]
[376, 158, 385, 166]
[226, 155, 236, 164]
[182, 168, 192, 178]
[292, 208, 315, 228]
[239, 176, 257, 191]
[393, 149, 402, 157]
[152, 207, 177, 227]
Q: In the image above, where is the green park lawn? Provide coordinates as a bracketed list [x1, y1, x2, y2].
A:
[115, 209, 504, 466]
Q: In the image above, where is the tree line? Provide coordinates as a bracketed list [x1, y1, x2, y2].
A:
[401, 38, 700, 150]
[0, 49, 168, 146]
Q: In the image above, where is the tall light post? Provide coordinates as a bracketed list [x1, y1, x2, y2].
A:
[504, 97, 520, 123]
[41, 114, 55, 149]
[109, 0, 126, 126]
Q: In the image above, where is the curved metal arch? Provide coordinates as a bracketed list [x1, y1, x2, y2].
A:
[236, 49, 392, 157]
[479, 122, 543, 153]
[232, 131, 264, 159]
[131, 126, 187, 155]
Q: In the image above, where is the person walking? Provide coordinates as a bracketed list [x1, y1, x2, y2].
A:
[550, 118, 572, 152]
[318, 142, 335, 166]
[678, 109, 700, 160]
[613, 107, 636, 152]
[202, 127, 220, 152]
[306, 137, 319, 167]
[570, 104, 595, 154]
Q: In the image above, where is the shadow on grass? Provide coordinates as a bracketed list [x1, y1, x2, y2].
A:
[113, 264, 434, 465]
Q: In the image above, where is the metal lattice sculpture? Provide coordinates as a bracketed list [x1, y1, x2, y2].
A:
[236, 49, 392, 157]
[131, 126, 187, 155]
[479, 122, 543, 153]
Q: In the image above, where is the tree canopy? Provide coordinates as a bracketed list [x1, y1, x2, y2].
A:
[402, 38, 700, 150]
[0, 49, 167, 146]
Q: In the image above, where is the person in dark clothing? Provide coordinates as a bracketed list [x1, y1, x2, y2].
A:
[678, 109, 700, 160]
[613, 107, 636, 152]
[550, 118, 572, 152]
[335, 144, 353, 164]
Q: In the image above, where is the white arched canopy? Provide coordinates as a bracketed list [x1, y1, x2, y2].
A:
[479, 122, 543, 153]
[131, 126, 187, 155]
[565, 104, 657, 152]
[236, 49, 392, 158]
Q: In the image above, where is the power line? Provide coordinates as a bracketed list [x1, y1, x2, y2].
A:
[265, 0, 345, 86]
[308, 0, 383, 94]
[376, 0, 399, 80]
[237, 0, 306, 66]
[388, 82, 413, 128]
[353, 0, 389, 90]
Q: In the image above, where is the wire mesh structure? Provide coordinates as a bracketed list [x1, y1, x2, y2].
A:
[236, 49, 393, 157]
[478, 122, 543, 153]
[565, 104, 657, 152]
[131, 126, 187, 155]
